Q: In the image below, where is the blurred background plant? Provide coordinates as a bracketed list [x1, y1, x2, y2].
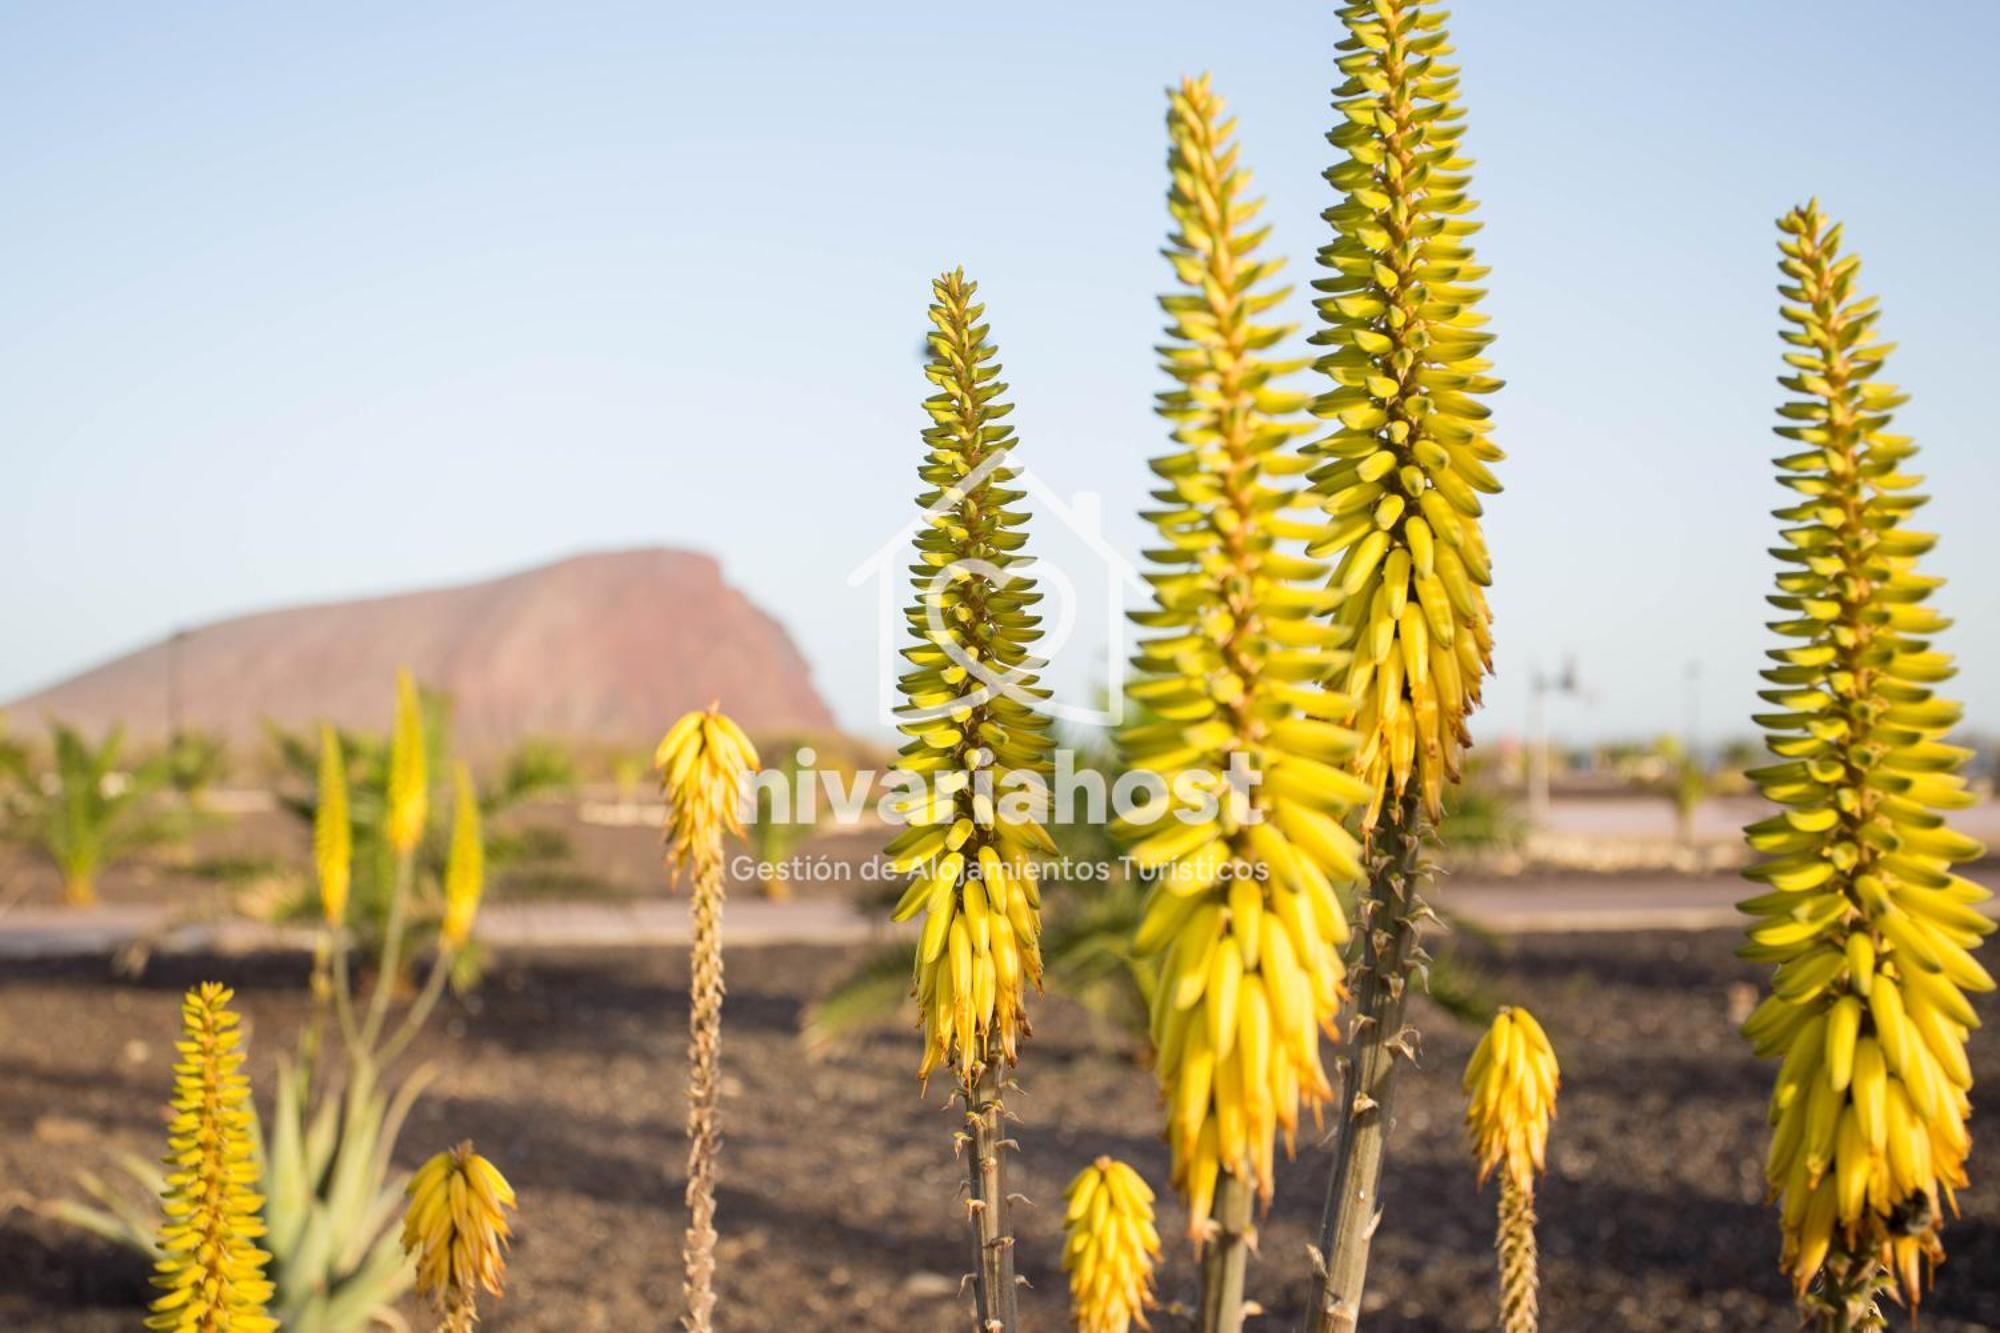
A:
[741, 736, 828, 901]
[1438, 756, 1528, 856]
[162, 727, 231, 810]
[1646, 735, 1711, 848]
[263, 689, 576, 987]
[0, 720, 188, 906]
[611, 748, 649, 808]
[56, 670, 492, 1333]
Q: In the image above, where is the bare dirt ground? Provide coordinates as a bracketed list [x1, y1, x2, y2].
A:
[3, 928, 1996, 1332]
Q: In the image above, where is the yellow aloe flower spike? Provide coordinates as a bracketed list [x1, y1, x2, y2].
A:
[888, 269, 1054, 1330]
[439, 761, 484, 950]
[656, 704, 758, 1333]
[314, 723, 351, 925]
[1305, 7, 1506, 1325]
[1063, 1158, 1162, 1333]
[146, 983, 278, 1333]
[1463, 1007, 1558, 1333]
[1308, 0, 1504, 828]
[401, 1141, 517, 1333]
[1122, 76, 1370, 1275]
[385, 668, 429, 855]
[1743, 202, 1991, 1323]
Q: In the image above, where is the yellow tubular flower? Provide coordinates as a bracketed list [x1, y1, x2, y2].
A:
[386, 668, 429, 855]
[1463, 1006, 1559, 1195]
[401, 1142, 517, 1333]
[314, 723, 351, 925]
[1121, 75, 1368, 1237]
[147, 984, 277, 1333]
[1742, 202, 1991, 1314]
[1309, 0, 1504, 825]
[887, 269, 1055, 1084]
[439, 760, 484, 950]
[1063, 1158, 1162, 1333]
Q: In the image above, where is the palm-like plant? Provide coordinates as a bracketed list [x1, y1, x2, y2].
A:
[1304, 3, 1506, 1326]
[0, 722, 180, 906]
[163, 728, 230, 809]
[1117, 75, 1365, 1332]
[1741, 202, 1990, 1328]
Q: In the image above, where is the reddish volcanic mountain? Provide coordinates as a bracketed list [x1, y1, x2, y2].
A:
[5, 549, 836, 756]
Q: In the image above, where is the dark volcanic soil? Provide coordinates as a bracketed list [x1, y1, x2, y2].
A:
[3, 930, 1996, 1332]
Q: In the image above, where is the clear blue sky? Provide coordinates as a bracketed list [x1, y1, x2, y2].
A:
[3, 1, 1997, 747]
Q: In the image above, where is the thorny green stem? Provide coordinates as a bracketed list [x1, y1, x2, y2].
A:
[1809, 1240, 1886, 1333]
[1307, 784, 1430, 1333]
[1199, 1172, 1254, 1333]
[963, 1056, 1018, 1332]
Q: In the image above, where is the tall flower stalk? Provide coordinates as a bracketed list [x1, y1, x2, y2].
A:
[1463, 1007, 1559, 1333]
[886, 269, 1054, 1332]
[1741, 202, 1990, 1328]
[1119, 75, 1364, 1333]
[1304, 3, 1505, 1326]
[146, 983, 278, 1333]
[657, 705, 759, 1333]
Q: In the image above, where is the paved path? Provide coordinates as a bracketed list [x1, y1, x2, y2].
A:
[3, 869, 1993, 959]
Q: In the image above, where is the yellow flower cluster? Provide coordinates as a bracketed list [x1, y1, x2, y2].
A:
[147, 983, 277, 1333]
[1311, 0, 1504, 823]
[402, 1142, 517, 1331]
[1462, 1006, 1559, 1194]
[1743, 203, 1991, 1306]
[657, 706, 759, 879]
[1062, 1158, 1161, 1333]
[887, 269, 1054, 1082]
[313, 723, 351, 925]
[385, 668, 429, 855]
[1123, 73, 1366, 1236]
[439, 760, 485, 949]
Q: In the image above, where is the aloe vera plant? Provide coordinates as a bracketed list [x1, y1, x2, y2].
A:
[62, 672, 490, 1333]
